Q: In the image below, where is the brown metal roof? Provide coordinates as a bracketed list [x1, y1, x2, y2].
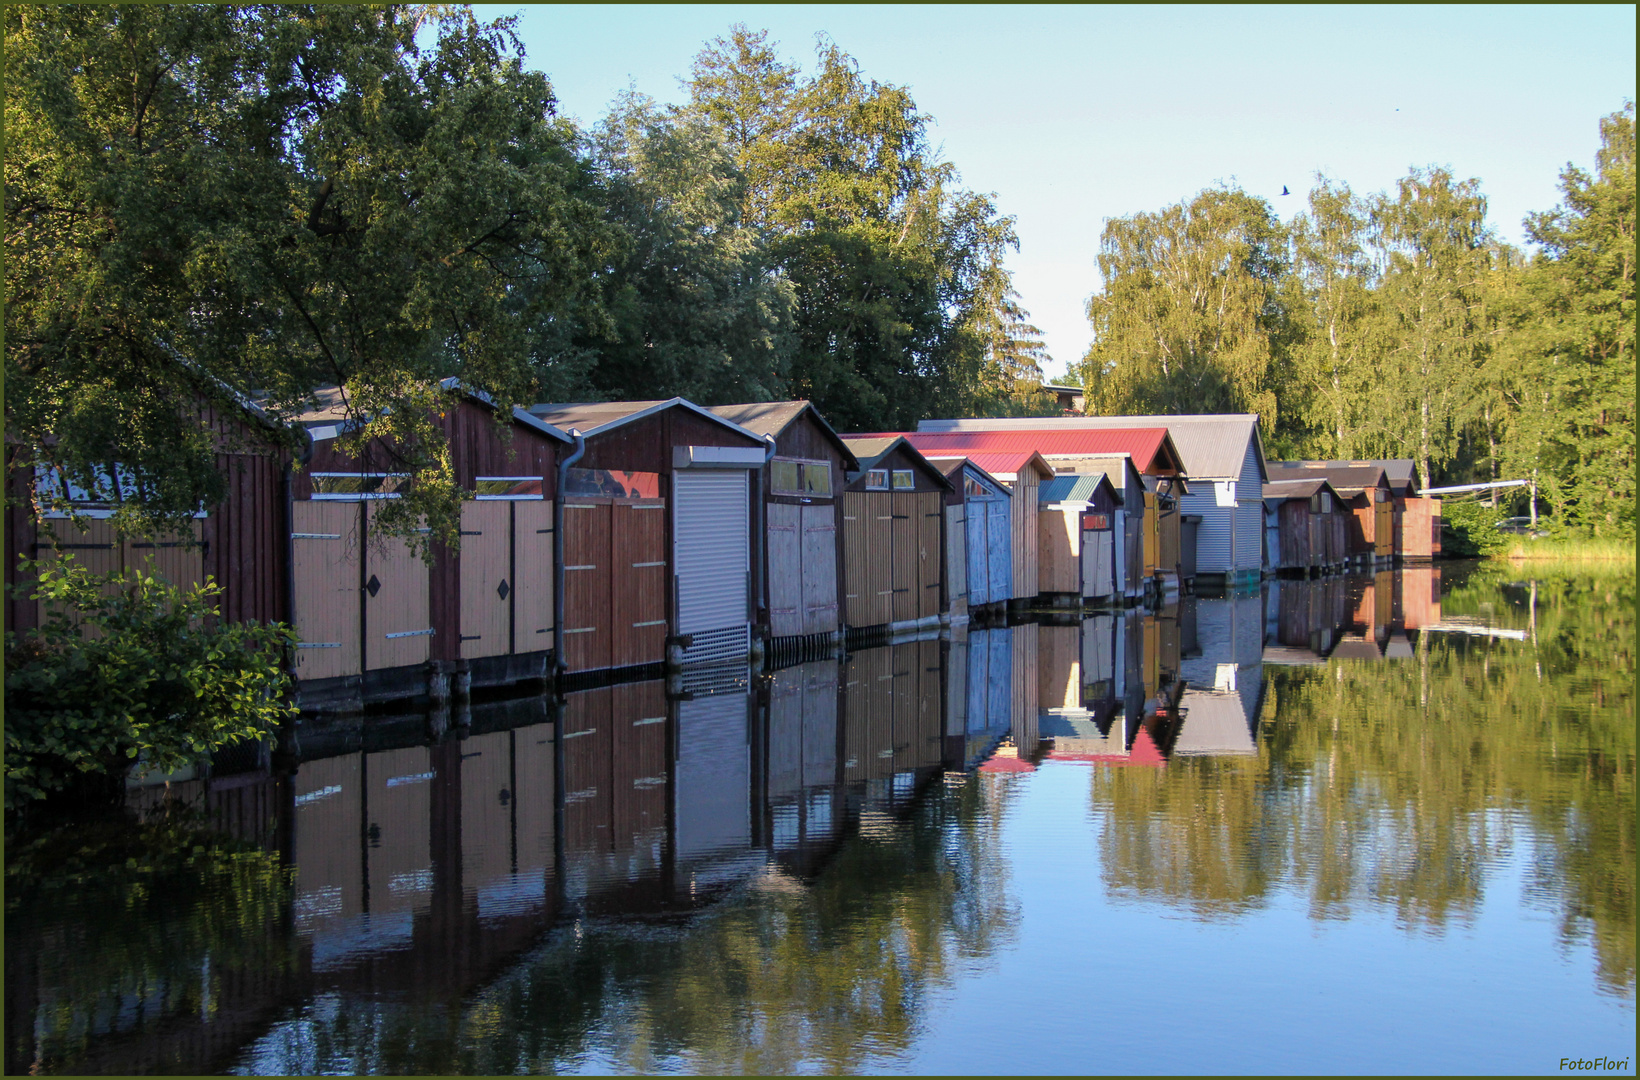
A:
[1266, 462, 1388, 495]
[838, 435, 954, 489]
[706, 401, 860, 470]
[1271, 458, 1418, 495]
[528, 397, 760, 443]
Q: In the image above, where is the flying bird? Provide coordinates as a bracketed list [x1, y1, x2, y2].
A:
[1280, 185, 1290, 196]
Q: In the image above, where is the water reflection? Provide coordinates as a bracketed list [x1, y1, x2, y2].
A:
[5, 566, 1631, 1075]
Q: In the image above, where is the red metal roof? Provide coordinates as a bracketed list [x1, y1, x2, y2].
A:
[923, 450, 1053, 479]
[853, 428, 1178, 474]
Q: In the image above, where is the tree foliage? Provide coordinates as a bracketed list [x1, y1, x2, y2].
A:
[1075, 103, 1633, 538]
[4, 558, 295, 812]
[5, 4, 612, 545]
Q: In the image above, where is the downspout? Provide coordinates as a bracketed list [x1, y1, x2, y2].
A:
[554, 430, 585, 680]
[280, 426, 315, 743]
[755, 433, 777, 636]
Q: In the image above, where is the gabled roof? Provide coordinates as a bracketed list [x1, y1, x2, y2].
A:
[853, 427, 1183, 475]
[706, 401, 860, 471]
[1266, 462, 1389, 496]
[1050, 455, 1148, 499]
[1271, 458, 1418, 496]
[1039, 473, 1118, 507]
[838, 435, 955, 489]
[930, 456, 1010, 497]
[1261, 478, 1344, 503]
[528, 397, 763, 445]
[921, 449, 1053, 482]
[917, 414, 1264, 481]
[297, 379, 573, 443]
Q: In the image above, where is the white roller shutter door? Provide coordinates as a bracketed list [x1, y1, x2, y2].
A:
[674, 469, 751, 664]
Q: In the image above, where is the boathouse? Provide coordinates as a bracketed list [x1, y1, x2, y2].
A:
[891, 426, 1188, 592]
[928, 456, 1014, 613]
[1267, 462, 1394, 566]
[705, 401, 859, 647]
[917, 415, 1265, 587]
[290, 381, 574, 708]
[1261, 477, 1348, 574]
[7, 396, 294, 639]
[528, 398, 768, 672]
[836, 436, 952, 634]
[1037, 472, 1122, 602]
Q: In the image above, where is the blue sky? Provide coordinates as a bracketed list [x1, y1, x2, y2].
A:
[477, 4, 1636, 380]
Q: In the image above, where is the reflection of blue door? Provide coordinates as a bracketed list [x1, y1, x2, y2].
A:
[966, 630, 990, 735]
[988, 627, 1012, 736]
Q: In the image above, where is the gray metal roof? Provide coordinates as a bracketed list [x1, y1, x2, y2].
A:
[918, 413, 1264, 481]
[1261, 478, 1336, 501]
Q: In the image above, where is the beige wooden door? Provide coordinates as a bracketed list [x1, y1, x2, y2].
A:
[890, 492, 918, 624]
[33, 518, 122, 634]
[917, 494, 942, 619]
[364, 502, 431, 671]
[513, 499, 555, 654]
[459, 501, 511, 660]
[292, 501, 362, 680]
[767, 502, 804, 638]
[800, 503, 839, 635]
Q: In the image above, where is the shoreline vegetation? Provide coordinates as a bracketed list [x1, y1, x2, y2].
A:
[1499, 538, 1636, 564]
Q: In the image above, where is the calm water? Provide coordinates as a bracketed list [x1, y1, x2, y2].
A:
[6, 564, 1634, 1075]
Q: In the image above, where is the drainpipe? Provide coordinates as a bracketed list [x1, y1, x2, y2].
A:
[554, 430, 585, 681]
[279, 426, 315, 750]
[755, 434, 777, 634]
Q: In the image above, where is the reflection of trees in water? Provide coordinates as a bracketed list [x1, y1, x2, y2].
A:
[5, 811, 298, 1075]
[466, 774, 1020, 1075]
[249, 771, 1022, 1075]
[1092, 570, 1634, 997]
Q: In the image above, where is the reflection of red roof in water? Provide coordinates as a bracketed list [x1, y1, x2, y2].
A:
[1046, 727, 1167, 767]
[978, 744, 1036, 773]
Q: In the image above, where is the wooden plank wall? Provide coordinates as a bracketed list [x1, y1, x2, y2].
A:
[1010, 476, 1040, 599]
[363, 502, 431, 670]
[945, 504, 967, 615]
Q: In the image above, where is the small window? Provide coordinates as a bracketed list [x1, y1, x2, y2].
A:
[866, 469, 889, 490]
[473, 476, 545, 500]
[966, 478, 990, 499]
[891, 469, 915, 490]
[802, 462, 832, 496]
[771, 459, 801, 494]
[312, 473, 408, 499]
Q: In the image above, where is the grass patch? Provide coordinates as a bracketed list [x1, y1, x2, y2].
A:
[1499, 536, 1636, 564]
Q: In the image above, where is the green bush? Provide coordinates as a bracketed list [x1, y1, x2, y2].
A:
[4, 558, 296, 813]
[1439, 500, 1512, 558]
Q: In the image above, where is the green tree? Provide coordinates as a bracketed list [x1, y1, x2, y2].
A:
[1361, 167, 1494, 490]
[1287, 176, 1378, 458]
[5, 4, 612, 547]
[579, 91, 795, 404]
[681, 27, 1036, 430]
[1077, 185, 1292, 428]
[1503, 104, 1635, 537]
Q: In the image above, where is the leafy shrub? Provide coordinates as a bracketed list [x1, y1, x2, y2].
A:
[4, 558, 295, 813]
[1439, 500, 1512, 558]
